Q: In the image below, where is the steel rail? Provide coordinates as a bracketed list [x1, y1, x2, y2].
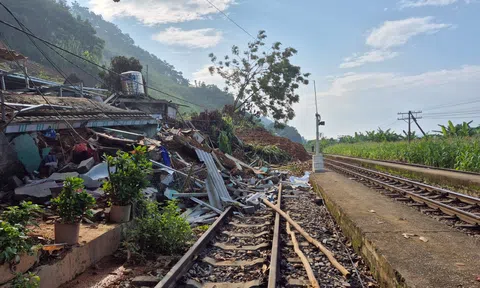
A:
[155, 207, 233, 288]
[326, 158, 480, 206]
[325, 154, 480, 176]
[325, 161, 480, 225]
[156, 186, 282, 287]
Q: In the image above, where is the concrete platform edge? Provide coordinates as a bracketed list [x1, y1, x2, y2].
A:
[35, 222, 132, 288]
[311, 180, 407, 288]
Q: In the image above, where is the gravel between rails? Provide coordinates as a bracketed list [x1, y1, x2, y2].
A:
[280, 188, 377, 288]
[183, 209, 274, 285]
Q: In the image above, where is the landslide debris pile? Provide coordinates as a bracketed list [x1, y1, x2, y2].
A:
[236, 127, 310, 162]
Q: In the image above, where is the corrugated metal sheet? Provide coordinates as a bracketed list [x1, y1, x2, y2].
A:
[195, 148, 232, 205]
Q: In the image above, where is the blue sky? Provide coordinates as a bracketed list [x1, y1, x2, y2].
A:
[70, 0, 480, 138]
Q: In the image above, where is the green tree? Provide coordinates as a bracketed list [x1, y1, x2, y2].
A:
[99, 56, 143, 92]
[435, 120, 476, 137]
[208, 31, 310, 127]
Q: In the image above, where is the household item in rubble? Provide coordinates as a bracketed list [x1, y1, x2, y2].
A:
[120, 71, 145, 96]
[54, 222, 80, 245]
[109, 204, 132, 223]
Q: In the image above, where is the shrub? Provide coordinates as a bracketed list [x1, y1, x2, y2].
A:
[52, 177, 96, 224]
[0, 202, 42, 265]
[1, 202, 42, 227]
[124, 200, 192, 258]
[0, 221, 38, 265]
[11, 272, 40, 288]
[103, 146, 152, 206]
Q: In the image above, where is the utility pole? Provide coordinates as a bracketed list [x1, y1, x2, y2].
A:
[313, 80, 325, 173]
[398, 111, 423, 142]
[314, 80, 319, 155]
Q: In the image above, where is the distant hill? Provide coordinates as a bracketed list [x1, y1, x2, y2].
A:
[69, 3, 233, 113]
[259, 117, 305, 144]
[0, 0, 233, 112]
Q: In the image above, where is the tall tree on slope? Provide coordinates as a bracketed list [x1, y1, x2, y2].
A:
[208, 30, 310, 128]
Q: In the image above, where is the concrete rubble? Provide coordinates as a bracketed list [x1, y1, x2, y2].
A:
[1, 118, 305, 228]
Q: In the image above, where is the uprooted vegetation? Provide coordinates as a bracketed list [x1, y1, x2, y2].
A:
[189, 106, 309, 166]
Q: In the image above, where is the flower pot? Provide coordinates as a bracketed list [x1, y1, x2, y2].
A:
[110, 205, 132, 223]
[54, 222, 80, 245]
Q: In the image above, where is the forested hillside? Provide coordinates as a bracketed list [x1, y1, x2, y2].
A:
[0, 0, 233, 112]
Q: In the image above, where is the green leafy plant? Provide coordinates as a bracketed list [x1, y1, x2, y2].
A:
[0, 221, 37, 265]
[11, 272, 40, 288]
[52, 177, 96, 224]
[123, 200, 192, 258]
[103, 146, 152, 206]
[2, 202, 42, 227]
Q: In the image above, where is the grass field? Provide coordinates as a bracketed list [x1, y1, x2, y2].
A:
[323, 137, 480, 172]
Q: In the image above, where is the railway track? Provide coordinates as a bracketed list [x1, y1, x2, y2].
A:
[156, 182, 376, 288]
[156, 186, 282, 288]
[325, 154, 480, 176]
[324, 158, 480, 227]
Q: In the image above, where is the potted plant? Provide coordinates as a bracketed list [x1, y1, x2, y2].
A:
[103, 146, 152, 223]
[52, 177, 96, 244]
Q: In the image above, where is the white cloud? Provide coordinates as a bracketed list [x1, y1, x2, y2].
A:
[339, 50, 399, 68]
[399, 0, 458, 8]
[339, 17, 450, 68]
[192, 65, 226, 88]
[152, 27, 222, 48]
[87, 0, 234, 25]
[366, 17, 451, 49]
[321, 65, 480, 97]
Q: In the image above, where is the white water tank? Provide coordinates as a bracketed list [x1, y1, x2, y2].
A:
[120, 71, 145, 96]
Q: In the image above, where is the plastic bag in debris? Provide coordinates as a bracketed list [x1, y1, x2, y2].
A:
[289, 172, 311, 187]
[160, 146, 171, 167]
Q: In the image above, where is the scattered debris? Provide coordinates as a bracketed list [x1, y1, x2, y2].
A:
[402, 233, 416, 239]
[418, 236, 429, 242]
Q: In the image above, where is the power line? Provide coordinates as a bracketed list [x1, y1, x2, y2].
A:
[204, 0, 257, 41]
[422, 97, 480, 112]
[0, 2, 136, 128]
[0, 37, 91, 143]
[0, 17, 207, 109]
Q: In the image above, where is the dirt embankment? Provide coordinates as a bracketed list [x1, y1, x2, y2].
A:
[236, 127, 310, 162]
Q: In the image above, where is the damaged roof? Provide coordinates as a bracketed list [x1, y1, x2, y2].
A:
[3, 93, 157, 133]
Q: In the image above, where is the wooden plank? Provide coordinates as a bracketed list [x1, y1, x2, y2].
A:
[155, 207, 233, 288]
[268, 184, 282, 288]
[262, 198, 350, 277]
[286, 212, 320, 288]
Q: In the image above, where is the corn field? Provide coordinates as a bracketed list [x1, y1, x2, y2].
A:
[323, 137, 480, 172]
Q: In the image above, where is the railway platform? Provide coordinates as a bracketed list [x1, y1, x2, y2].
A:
[311, 170, 480, 288]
